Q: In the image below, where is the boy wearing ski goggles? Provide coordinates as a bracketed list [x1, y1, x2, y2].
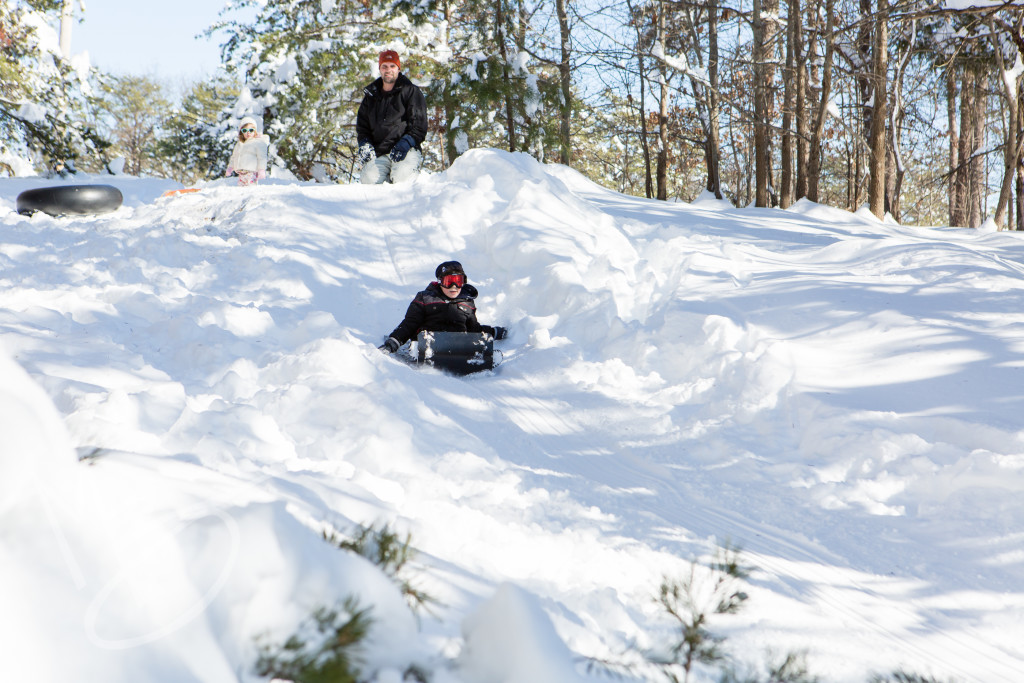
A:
[378, 260, 507, 354]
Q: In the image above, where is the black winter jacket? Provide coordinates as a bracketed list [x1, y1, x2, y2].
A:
[388, 282, 496, 345]
[356, 74, 428, 157]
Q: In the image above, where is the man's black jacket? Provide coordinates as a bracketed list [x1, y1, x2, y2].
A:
[356, 73, 427, 157]
[388, 282, 497, 345]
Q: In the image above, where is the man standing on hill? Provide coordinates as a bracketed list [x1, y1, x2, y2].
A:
[355, 49, 427, 184]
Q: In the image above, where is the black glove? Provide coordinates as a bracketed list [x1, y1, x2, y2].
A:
[492, 326, 508, 340]
[357, 141, 375, 165]
[378, 337, 400, 354]
[389, 134, 415, 162]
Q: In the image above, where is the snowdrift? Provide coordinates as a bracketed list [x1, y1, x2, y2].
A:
[1, 149, 1022, 683]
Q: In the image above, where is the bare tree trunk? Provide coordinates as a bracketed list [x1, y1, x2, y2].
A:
[517, 0, 528, 52]
[1018, 86, 1024, 231]
[954, 71, 975, 227]
[752, 0, 772, 207]
[781, 0, 797, 208]
[513, 0, 537, 152]
[680, 0, 723, 199]
[887, 19, 914, 222]
[887, 144, 902, 220]
[728, 114, 750, 204]
[495, 0, 517, 152]
[638, 95, 654, 199]
[989, 19, 1020, 229]
[59, 0, 73, 60]
[629, 0, 654, 198]
[676, 1, 724, 200]
[556, 0, 572, 164]
[807, 0, 834, 203]
[848, 141, 856, 209]
[970, 72, 986, 227]
[441, 0, 458, 166]
[951, 70, 987, 228]
[705, 0, 723, 198]
[857, 0, 873, 146]
[656, 1, 669, 200]
[794, 0, 808, 200]
[948, 69, 962, 225]
[853, 132, 866, 210]
[867, 0, 887, 220]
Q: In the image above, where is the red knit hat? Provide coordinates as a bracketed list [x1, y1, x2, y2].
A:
[378, 50, 400, 70]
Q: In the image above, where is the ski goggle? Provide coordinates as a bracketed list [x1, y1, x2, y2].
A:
[440, 273, 465, 288]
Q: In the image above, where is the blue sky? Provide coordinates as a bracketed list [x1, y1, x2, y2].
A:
[70, 0, 241, 82]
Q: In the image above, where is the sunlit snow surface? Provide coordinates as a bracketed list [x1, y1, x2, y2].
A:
[2, 150, 1022, 682]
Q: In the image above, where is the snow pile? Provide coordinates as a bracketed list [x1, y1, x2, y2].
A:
[1, 149, 1022, 683]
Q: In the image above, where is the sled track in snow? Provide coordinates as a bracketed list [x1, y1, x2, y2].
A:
[482, 372, 1013, 683]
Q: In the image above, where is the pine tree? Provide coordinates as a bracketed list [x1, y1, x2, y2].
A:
[0, 0, 108, 174]
[92, 74, 170, 176]
[215, 0, 419, 181]
[156, 76, 240, 183]
[213, 0, 569, 179]
[425, 0, 563, 163]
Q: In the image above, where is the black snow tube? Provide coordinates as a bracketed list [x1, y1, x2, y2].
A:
[416, 331, 494, 375]
[16, 184, 123, 217]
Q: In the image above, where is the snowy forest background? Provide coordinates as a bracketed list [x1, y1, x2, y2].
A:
[1, 0, 1023, 228]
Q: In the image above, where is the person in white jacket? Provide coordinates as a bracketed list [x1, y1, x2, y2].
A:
[225, 116, 270, 185]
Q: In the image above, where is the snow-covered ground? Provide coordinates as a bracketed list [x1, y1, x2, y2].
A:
[1, 150, 1022, 683]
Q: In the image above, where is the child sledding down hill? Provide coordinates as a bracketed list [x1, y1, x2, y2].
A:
[379, 261, 507, 354]
[225, 116, 270, 185]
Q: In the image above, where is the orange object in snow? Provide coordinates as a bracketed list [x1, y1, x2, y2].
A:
[161, 188, 201, 198]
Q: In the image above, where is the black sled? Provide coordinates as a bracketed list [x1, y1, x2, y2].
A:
[416, 331, 494, 375]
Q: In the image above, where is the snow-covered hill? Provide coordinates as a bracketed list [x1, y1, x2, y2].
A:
[1, 150, 1022, 683]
